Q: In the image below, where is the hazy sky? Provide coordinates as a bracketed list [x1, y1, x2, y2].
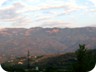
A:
[0, 0, 96, 28]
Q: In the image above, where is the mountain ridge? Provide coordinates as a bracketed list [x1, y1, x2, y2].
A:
[0, 27, 96, 60]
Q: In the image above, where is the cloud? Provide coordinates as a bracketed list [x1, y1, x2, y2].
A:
[0, 2, 33, 28]
[24, 0, 88, 23]
[13, 16, 33, 28]
[0, 0, 7, 6]
[0, 2, 25, 21]
[16, 0, 86, 14]
[40, 20, 72, 28]
[89, 0, 96, 6]
[0, 0, 96, 28]
[0, 8, 17, 21]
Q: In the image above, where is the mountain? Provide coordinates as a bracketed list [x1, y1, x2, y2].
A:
[0, 27, 96, 62]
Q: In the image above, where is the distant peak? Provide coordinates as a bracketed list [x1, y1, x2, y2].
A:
[47, 28, 60, 33]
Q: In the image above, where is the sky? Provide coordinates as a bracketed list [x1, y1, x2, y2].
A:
[0, 0, 96, 28]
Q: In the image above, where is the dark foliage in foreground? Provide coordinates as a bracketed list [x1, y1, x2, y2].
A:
[1, 44, 96, 72]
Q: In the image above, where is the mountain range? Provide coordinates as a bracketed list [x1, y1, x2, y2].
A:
[0, 27, 96, 60]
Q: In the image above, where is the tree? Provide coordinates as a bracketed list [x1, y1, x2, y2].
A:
[72, 44, 95, 72]
[27, 50, 30, 69]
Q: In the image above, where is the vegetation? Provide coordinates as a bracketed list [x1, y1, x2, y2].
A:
[70, 44, 96, 72]
[1, 44, 96, 72]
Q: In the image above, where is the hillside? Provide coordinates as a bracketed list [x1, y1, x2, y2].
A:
[0, 27, 96, 62]
[1, 48, 96, 72]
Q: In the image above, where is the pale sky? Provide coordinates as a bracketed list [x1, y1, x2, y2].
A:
[0, 0, 96, 28]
